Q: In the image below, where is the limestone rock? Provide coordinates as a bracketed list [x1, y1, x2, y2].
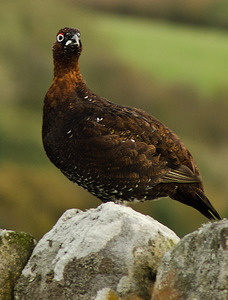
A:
[14, 202, 179, 300]
[0, 230, 35, 300]
[152, 219, 228, 300]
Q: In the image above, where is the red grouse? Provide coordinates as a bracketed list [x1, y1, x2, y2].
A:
[42, 27, 220, 220]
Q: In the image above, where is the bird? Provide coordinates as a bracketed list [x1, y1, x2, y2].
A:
[42, 27, 221, 220]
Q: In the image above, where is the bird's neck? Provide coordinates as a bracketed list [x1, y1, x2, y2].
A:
[48, 58, 93, 107]
[53, 58, 83, 84]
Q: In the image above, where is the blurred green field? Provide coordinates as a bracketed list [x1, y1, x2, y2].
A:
[0, 0, 227, 240]
[97, 16, 228, 97]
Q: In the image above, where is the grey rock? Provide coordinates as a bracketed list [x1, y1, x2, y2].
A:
[0, 230, 35, 300]
[152, 219, 228, 300]
[14, 202, 179, 300]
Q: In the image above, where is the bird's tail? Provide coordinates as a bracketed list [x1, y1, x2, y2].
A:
[171, 185, 221, 220]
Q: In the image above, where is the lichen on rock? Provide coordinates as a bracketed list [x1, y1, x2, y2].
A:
[14, 202, 179, 300]
[0, 229, 36, 300]
[152, 219, 228, 300]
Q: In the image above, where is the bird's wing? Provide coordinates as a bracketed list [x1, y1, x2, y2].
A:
[161, 164, 201, 183]
[75, 104, 200, 186]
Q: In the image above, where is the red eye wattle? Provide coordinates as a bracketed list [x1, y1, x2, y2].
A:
[56, 33, 64, 43]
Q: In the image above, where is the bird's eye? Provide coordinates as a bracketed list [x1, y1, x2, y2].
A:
[56, 33, 64, 43]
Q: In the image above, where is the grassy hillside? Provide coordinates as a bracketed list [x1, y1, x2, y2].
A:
[95, 15, 228, 97]
[0, 0, 227, 239]
[77, 0, 228, 29]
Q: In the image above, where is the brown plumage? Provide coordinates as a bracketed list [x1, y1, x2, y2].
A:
[42, 27, 221, 220]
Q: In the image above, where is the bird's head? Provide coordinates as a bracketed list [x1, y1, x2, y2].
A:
[53, 27, 82, 62]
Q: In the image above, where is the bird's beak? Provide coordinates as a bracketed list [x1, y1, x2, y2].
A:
[65, 34, 80, 47]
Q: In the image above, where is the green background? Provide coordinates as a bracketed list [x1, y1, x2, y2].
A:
[1, 0, 227, 240]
